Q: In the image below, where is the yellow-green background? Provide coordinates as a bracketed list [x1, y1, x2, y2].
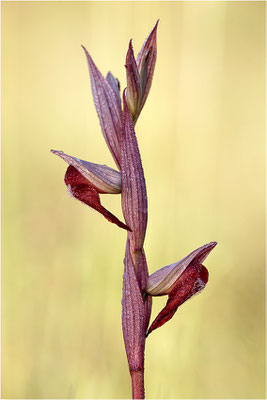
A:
[2, 1, 265, 399]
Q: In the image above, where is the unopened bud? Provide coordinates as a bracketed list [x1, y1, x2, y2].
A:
[136, 20, 158, 117]
[125, 40, 141, 121]
[124, 21, 159, 124]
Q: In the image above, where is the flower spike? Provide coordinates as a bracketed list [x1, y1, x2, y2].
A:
[52, 22, 218, 398]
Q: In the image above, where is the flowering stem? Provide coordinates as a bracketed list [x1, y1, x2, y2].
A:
[131, 368, 145, 399]
[52, 20, 218, 400]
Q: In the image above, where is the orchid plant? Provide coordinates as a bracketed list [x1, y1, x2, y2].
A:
[51, 21, 217, 399]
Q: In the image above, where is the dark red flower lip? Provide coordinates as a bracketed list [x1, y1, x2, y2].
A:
[65, 164, 131, 231]
[145, 241, 217, 336]
[51, 149, 131, 231]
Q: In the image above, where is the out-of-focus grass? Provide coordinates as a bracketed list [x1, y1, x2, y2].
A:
[2, 2, 265, 399]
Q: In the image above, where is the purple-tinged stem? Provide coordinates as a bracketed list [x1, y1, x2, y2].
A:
[131, 369, 145, 399]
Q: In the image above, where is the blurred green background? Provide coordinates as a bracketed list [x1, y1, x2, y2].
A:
[2, 1, 265, 399]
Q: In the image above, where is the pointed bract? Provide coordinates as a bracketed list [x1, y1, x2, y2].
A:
[82, 46, 122, 169]
[122, 239, 146, 373]
[106, 72, 122, 109]
[136, 20, 159, 117]
[125, 40, 142, 122]
[121, 92, 148, 254]
[51, 150, 121, 194]
[138, 249, 152, 332]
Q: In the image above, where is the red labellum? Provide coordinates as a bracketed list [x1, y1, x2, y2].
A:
[65, 165, 130, 231]
[146, 260, 209, 336]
